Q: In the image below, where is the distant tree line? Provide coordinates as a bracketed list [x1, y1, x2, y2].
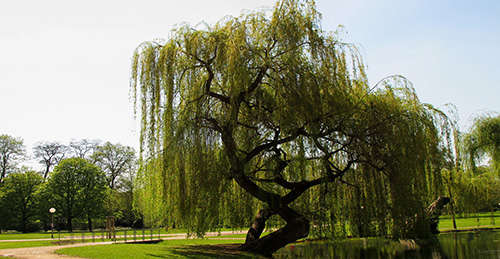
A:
[0, 136, 142, 233]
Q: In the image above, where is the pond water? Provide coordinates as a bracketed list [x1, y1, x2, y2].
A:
[274, 230, 500, 258]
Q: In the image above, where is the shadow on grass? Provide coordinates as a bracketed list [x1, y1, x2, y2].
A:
[167, 244, 261, 258]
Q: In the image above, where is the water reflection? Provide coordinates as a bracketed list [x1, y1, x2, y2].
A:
[274, 230, 500, 259]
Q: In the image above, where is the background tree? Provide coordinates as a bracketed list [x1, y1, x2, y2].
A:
[462, 114, 500, 175]
[0, 134, 25, 182]
[78, 159, 108, 231]
[46, 158, 108, 232]
[91, 142, 138, 228]
[131, 0, 452, 255]
[68, 139, 100, 160]
[0, 171, 43, 232]
[92, 142, 136, 189]
[0, 188, 6, 232]
[104, 160, 142, 227]
[33, 141, 68, 179]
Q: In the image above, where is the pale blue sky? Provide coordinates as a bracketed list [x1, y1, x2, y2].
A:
[0, 0, 498, 168]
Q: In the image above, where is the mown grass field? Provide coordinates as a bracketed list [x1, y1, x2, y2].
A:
[0, 240, 55, 249]
[0, 229, 168, 240]
[0, 227, 245, 241]
[438, 211, 499, 231]
[56, 239, 256, 259]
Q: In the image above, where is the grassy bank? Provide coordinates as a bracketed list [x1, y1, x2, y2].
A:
[438, 211, 499, 231]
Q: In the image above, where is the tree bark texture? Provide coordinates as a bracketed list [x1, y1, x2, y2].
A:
[67, 217, 73, 232]
[426, 196, 450, 234]
[241, 207, 310, 257]
[87, 215, 93, 232]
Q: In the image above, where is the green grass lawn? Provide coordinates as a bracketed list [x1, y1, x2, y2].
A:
[0, 227, 245, 241]
[206, 232, 272, 239]
[0, 239, 90, 249]
[56, 239, 260, 259]
[0, 230, 163, 240]
[0, 237, 154, 250]
[438, 211, 499, 231]
[0, 240, 55, 249]
[207, 233, 247, 239]
[0, 232, 54, 240]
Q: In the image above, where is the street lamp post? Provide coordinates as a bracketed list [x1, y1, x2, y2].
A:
[49, 208, 56, 239]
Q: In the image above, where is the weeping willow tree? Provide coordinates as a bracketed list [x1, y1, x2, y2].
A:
[462, 114, 500, 176]
[442, 113, 500, 217]
[131, 0, 451, 255]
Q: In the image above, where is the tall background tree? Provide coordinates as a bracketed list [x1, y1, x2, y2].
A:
[46, 158, 108, 232]
[92, 142, 136, 189]
[463, 114, 500, 175]
[33, 141, 67, 179]
[91, 142, 140, 227]
[0, 134, 25, 182]
[131, 0, 452, 255]
[68, 139, 100, 160]
[79, 159, 108, 231]
[444, 113, 500, 219]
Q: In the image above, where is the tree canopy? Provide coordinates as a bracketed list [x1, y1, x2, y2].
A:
[92, 142, 136, 189]
[462, 114, 500, 175]
[46, 158, 108, 232]
[131, 0, 452, 255]
[0, 171, 43, 232]
[33, 141, 67, 179]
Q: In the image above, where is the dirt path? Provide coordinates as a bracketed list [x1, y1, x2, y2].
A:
[0, 230, 247, 259]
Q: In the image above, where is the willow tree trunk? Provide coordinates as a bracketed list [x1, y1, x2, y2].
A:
[241, 207, 310, 257]
[426, 196, 450, 234]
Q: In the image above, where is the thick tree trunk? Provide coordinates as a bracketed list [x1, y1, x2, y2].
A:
[244, 208, 274, 244]
[241, 207, 310, 257]
[0, 166, 6, 183]
[43, 165, 50, 179]
[426, 196, 450, 234]
[67, 217, 73, 232]
[21, 212, 27, 233]
[87, 215, 93, 232]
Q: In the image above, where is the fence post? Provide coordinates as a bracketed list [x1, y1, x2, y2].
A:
[150, 229, 153, 240]
[92, 231, 95, 243]
[142, 229, 145, 241]
[133, 229, 137, 242]
[124, 230, 127, 243]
